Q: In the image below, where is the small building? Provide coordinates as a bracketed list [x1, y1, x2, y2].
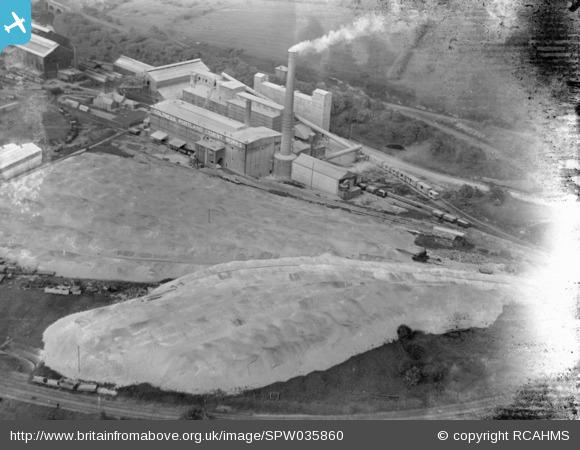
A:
[291, 153, 359, 199]
[113, 55, 155, 76]
[150, 130, 168, 143]
[12, 34, 74, 78]
[0, 143, 43, 181]
[195, 136, 225, 167]
[93, 94, 118, 111]
[168, 138, 187, 151]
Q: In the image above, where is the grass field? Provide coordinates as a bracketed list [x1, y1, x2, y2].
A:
[102, 0, 355, 61]
[0, 285, 111, 349]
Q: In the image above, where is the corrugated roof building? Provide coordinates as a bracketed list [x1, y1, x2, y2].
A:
[12, 33, 74, 78]
[113, 55, 155, 76]
[291, 153, 358, 198]
[0, 143, 43, 181]
[145, 59, 210, 99]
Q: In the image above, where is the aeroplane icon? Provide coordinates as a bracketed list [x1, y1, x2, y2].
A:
[4, 12, 26, 34]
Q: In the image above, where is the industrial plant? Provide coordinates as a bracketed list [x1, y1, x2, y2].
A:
[0, 0, 577, 425]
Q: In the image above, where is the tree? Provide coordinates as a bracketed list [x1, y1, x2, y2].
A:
[402, 365, 422, 387]
[396, 324, 413, 341]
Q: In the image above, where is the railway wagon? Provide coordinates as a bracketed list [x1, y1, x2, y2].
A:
[442, 214, 458, 224]
[97, 387, 118, 397]
[431, 209, 445, 219]
[58, 378, 79, 391]
[32, 375, 47, 385]
[77, 383, 99, 393]
[428, 189, 440, 200]
[457, 218, 472, 228]
[46, 378, 60, 388]
[383, 166, 441, 200]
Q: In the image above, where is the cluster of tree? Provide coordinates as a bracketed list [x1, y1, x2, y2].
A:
[396, 325, 448, 388]
[447, 183, 509, 208]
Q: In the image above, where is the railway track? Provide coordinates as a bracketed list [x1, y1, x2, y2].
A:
[0, 371, 181, 420]
[0, 368, 508, 420]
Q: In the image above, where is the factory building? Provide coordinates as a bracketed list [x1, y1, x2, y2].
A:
[11, 33, 74, 78]
[0, 143, 43, 181]
[254, 71, 332, 131]
[182, 69, 283, 131]
[113, 55, 155, 76]
[291, 153, 359, 199]
[149, 99, 281, 177]
[144, 59, 210, 100]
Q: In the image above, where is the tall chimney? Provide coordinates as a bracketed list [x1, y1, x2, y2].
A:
[274, 49, 298, 178]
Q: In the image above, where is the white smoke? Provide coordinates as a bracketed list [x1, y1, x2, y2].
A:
[289, 14, 387, 55]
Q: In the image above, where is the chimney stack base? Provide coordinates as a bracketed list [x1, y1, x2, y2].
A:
[273, 153, 296, 179]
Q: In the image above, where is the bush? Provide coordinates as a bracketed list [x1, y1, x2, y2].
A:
[402, 365, 422, 387]
[404, 343, 426, 360]
[396, 324, 413, 341]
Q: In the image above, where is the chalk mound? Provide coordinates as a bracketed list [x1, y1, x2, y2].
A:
[42, 255, 521, 394]
[0, 153, 415, 281]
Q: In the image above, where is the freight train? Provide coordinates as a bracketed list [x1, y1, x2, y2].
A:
[31, 375, 117, 397]
[383, 164, 441, 200]
[357, 166, 472, 228]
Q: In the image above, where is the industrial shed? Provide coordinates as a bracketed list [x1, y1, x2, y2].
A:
[0, 143, 43, 181]
[13, 34, 74, 78]
[145, 59, 210, 99]
[291, 154, 359, 199]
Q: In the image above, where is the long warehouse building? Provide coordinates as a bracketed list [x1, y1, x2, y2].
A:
[0, 143, 43, 181]
[150, 99, 281, 178]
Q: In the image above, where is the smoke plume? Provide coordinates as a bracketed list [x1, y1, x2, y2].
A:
[289, 14, 386, 55]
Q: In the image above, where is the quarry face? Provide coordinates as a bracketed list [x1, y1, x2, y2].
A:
[42, 255, 524, 395]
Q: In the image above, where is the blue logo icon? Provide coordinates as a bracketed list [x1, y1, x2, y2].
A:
[1, 1, 31, 53]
